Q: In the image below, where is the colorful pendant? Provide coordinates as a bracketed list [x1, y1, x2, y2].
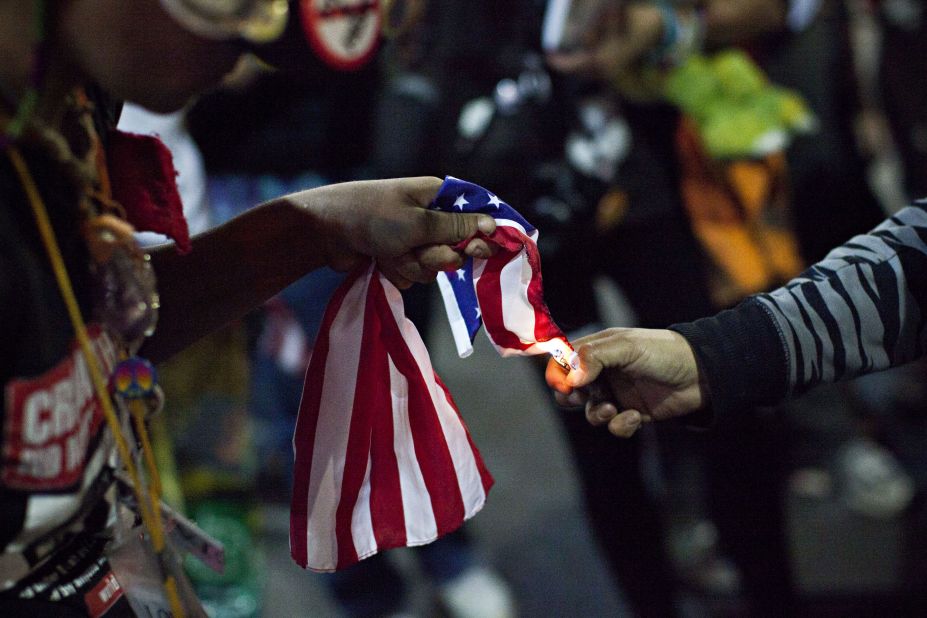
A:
[112, 356, 158, 399]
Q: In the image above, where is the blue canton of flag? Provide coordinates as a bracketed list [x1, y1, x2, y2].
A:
[442, 257, 481, 357]
[430, 176, 537, 234]
[432, 177, 536, 358]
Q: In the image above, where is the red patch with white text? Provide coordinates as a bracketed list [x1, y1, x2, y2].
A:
[300, 0, 381, 71]
[84, 571, 124, 617]
[2, 325, 118, 490]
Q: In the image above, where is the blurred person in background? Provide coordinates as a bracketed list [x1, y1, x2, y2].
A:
[542, 2, 804, 614]
[0, 1, 499, 615]
[869, 0, 927, 200]
[548, 0, 924, 612]
[373, 3, 687, 614]
[441, 0, 892, 614]
[382, 0, 800, 614]
[841, 0, 927, 604]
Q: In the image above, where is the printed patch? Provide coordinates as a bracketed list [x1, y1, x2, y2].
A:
[3, 326, 117, 490]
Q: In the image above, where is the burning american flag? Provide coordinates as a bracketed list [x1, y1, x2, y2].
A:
[290, 177, 572, 571]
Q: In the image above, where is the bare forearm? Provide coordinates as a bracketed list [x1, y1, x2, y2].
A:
[703, 0, 787, 46]
[137, 176, 494, 363]
[141, 197, 325, 363]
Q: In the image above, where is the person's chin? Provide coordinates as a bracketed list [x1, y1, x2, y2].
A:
[112, 79, 195, 113]
[130, 96, 188, 114]
[119, 53, 239, 113]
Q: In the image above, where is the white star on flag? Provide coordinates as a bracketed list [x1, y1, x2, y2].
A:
[474, 306, 482, 318]
[457, 269, 466, 281]
[487, 194, 503, 208]
[453, 194, 469, 210]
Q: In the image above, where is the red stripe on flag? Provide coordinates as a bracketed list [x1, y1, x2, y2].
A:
[332, 279, 387, 569]
[477, 226, 566, 353]
[371, 276, 466, 535]
[476, 225, 525, 254]
[520, 239, 563, 344]
[358, 279, 408, 555]
[367, 361, 408, 553]
[290, 266, 365, 568]
[434, 373, 494, 496]
[476, 245, 534, 353]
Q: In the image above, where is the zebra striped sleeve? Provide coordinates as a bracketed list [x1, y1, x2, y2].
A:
[757, 203, 927, 397]
[671, 203, 927, 420]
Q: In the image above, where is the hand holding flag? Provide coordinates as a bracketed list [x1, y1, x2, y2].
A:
[433, 177, 576, 367]
[290, 177, 572, 572]
[292, 176, 497, 285]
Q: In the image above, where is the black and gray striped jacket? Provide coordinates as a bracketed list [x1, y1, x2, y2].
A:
[672, 203, 927, 418]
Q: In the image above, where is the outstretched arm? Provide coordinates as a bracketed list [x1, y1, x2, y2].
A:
[548, 203, 927, 436]
[141, 177, 495, 362]
[546, 327, 711, 437]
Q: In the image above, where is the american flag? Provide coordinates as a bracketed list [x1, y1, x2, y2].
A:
[435, 177, 574, 366]
[289, 177, 570, 572]
[290, 263, 493, 572]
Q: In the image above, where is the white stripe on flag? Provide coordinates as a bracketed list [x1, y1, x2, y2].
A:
[498, 249, 537, 356]
[431, 383, 488, 519]
[382, 279, 488, 522]
[387, 356, 439, 543]
[494, 218, 529, 236]
[305, 274, 369, 569]
[351, 453, 377, 561]
[472, 257, 488, 280]
[437, 272, 474, 358]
